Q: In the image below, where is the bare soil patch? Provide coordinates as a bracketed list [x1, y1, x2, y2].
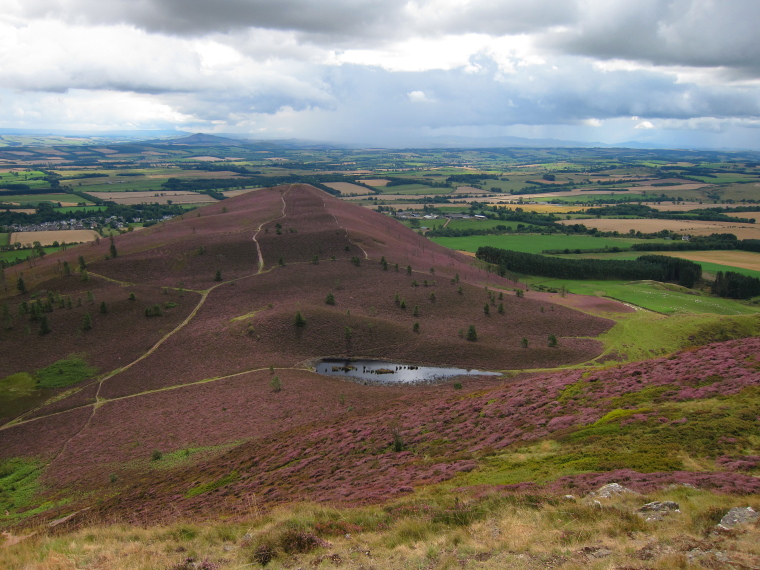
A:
[10, 229, 99, 246]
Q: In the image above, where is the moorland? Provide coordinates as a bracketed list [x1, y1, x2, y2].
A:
[1, 135, 759, 569]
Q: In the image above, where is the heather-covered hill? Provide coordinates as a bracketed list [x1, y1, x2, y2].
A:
[0, 184, 621, 525]
[0, 185, 759, 568]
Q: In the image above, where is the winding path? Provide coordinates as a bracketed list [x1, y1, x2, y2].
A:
[0, 186, 297, 474]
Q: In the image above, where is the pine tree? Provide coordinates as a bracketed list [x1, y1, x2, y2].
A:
[214, 269, 222, 282]
[294, 311, 306, 327]
[16, 276, 26, 294]
[325, 292, 336, 305]
[39, 315, 51, 335]
[466, 325, 477, 341]
[100, 301, 108, 314]
[82, 313, 93, 331]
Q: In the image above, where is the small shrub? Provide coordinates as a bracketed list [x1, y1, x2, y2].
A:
[325, 292, 336, 305]
[270, 376, 282, 392]
[151, 450, 163, 461]
[548, 334, 558, 347]
[413, 322, 420, 333]
[466, 325, 477, 342]
[294, 311, 306, 327]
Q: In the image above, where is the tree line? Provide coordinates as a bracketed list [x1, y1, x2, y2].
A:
[476, 246, 703, 288]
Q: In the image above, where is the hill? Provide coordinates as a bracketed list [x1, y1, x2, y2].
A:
[1, 184, 758, 567]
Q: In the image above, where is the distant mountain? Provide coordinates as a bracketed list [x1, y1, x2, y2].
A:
[157, 133, 248, 147]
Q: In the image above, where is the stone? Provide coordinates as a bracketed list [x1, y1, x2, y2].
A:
[717, 507, 759, 529]
[639, 501, 680, 513]
[586, 482, 638, 499]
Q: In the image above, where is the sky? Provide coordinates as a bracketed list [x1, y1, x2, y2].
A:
[1, 0, 759, 149]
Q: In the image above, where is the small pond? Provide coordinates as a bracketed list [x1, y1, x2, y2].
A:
[314, 359, 500, 385]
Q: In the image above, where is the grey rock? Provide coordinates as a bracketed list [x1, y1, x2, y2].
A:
[586, 482, 638, 499]
[718, 506, 759, 529]
[639, 501, 680, 513]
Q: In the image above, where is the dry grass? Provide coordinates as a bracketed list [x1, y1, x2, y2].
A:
[3, 490, 758, 569]
[9, 229, 99, 246]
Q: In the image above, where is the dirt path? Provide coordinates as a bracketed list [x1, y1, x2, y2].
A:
[3, 187, 298, 466]
[322, 195, 369, 259]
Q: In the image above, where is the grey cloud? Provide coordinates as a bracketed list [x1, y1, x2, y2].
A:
[548, 0, 760, 76]
[22, 0, 408, 40]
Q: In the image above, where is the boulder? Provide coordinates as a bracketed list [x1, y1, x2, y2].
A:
[586, 482, 638, 499]
[717, 507, 759, 529]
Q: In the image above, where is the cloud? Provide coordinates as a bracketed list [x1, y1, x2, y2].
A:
[1, 0, 759, 148]
[548, 0, 760, 78]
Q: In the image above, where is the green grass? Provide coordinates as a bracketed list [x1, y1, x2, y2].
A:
[379, 184, 453, 195]
[0, 233, 9, 246]
[35, 356, 98, 389]
[453, 386, 760, 488]
[529, 277, 760, 315]
[430, 234, 666, 255]
[0, 457, 46, 518]
[0, 193, 86, 204]
[559, 251, 760, 280]
[186, 471, 240, 497]
[0, 247, 63, 264]
[54, 205, 108, 214]
[596, 311, 760, 363]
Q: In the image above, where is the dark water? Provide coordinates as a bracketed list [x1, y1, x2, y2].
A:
[314, 359, 500, 385]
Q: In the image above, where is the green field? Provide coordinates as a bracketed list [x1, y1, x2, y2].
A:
[528, 277, 760, 315]
[0, 193, 93, 205]
[430, 234, 660, 255]
[0, 233, 9, 247]
[379, 184, 452, 195]
[54, 205, 108, 214]
[559, 251, 760, 280]
[0, 247, 62, 264]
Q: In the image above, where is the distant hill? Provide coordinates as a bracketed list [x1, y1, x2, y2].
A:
[157, 132, 248, 146]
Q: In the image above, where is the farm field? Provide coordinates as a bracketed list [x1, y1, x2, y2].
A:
[429, 234, 668, 255]
[527, 277, 760, 315]
[0, 232, 8, 246]
[0, 246, 62, 264]
[88, 191, 215, 205]
[558, 217, 760, 239]
[53, 205, 108, 214]
[9, 229, 100, 247]
[0, 193, 92, 205]
[654, 250, 760, 272]
[221, 188, 258, 198]
[323, 182, 374, 195]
